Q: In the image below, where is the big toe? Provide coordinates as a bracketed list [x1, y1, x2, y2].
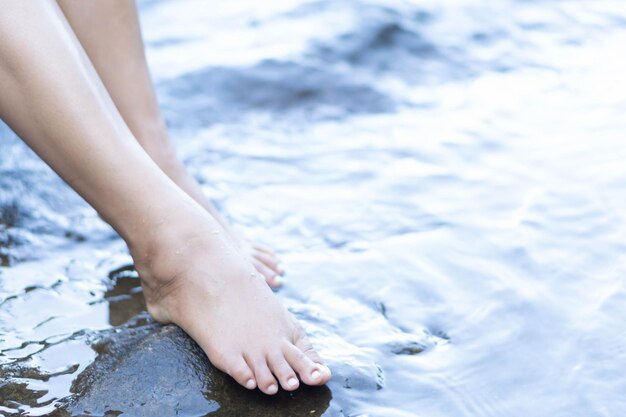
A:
[284, 341, 331, 386]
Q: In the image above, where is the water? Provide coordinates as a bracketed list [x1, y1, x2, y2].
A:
[2, 0, 626, 415]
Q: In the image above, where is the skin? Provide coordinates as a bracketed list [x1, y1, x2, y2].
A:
[0, 0, 330, 394]
[56, 0, 284, 287]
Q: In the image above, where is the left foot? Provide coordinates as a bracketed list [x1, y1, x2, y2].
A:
[239, 239, 285, 288]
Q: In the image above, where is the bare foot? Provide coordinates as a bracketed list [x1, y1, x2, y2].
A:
[154, 150, 285, 288]
[236, 237, 284, 288]
[131, 210, 331, 394]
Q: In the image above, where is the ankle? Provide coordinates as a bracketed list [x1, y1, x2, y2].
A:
[129, 200, 239, 279]
[128, 211, 211, 317]
[128, 205, 208, 269]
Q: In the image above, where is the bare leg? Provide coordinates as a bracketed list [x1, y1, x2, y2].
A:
[56, 0, 284, 287]
[0, 0, 329, 394]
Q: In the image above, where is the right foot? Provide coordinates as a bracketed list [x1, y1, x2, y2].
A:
[131, 210, 331, 394]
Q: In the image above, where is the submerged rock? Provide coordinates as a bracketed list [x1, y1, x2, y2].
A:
[161, 60, 394, 128]
[60, 319, 335, 417]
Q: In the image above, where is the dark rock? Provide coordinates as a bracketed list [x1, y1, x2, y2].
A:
[61, 321, 334, 417]
[160, 60, 394, 128]
[306, 3, 482, 84]
[0, 200, 21, 229]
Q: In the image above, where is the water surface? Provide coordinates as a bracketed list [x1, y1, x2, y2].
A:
[2, 0, 626, 416]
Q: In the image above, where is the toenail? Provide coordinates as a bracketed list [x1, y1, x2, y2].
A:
[267, 384, 278, 393]
[245, 379, 256, 389]
[311, 369, 321, 380]
[287, 377, 298, 388]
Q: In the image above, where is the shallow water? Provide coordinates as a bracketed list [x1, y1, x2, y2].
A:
[2, 0, 626, 415]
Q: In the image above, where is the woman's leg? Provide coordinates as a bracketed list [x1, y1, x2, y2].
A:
[56, 0, 283, 287]
[0, 0, 329, 394]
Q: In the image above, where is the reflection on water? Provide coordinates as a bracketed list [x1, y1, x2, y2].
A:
[104, 265, 144, 327]
[3, 0, 626, 415]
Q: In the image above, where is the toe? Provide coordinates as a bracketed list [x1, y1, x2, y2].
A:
[225, 357, 257, 390]
[252, 250, 283, 275]
[252, 244, 276, 257]
[268, 354, 300, 391]
[253, 360, 280, 395]
[283, 343, 330, 386]
[252, 259, 281, 288]
[227, 358, 256, 389]
[294, 335, 326, 369]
